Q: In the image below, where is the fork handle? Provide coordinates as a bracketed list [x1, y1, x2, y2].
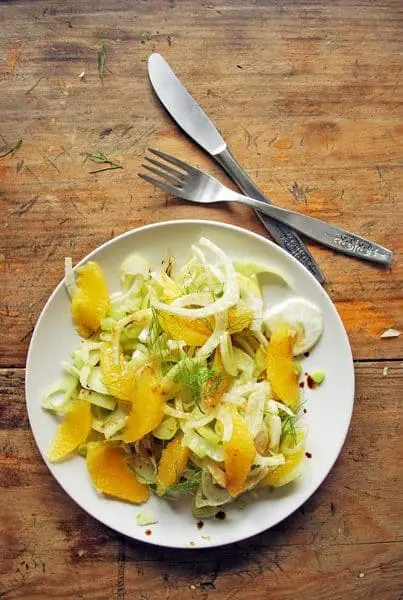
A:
[238, 195, 393, 266]
[214, 148, 325, 284]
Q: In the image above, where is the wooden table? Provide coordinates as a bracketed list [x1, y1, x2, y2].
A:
[1, 1, 402, 598]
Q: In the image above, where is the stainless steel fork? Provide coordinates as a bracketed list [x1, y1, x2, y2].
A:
[139, 149, 393, 266]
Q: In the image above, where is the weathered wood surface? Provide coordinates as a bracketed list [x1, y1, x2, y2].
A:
[0, 0, 402, 364]
[1, 364, 402, 599]
[0, 0, 402, 598]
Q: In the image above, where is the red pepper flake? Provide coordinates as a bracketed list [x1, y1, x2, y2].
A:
[197, 521, 204, 530]
[299, 381, 305, 388]
[145, 529, 152, 536]
[306, 375, 316, 389]
[215, 511, 226, 520]
[305, 452, 312, 459]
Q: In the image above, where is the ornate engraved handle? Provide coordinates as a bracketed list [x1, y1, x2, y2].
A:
[331, 233, 392, 262]
[238, 197, 393, 266]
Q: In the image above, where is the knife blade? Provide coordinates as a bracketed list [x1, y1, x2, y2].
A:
[148, 53, 325, 284]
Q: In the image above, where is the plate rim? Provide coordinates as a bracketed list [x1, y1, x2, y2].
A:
[25, 219, 355, 549]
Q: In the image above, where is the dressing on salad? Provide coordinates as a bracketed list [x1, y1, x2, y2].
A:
[43, 237, 323, 518]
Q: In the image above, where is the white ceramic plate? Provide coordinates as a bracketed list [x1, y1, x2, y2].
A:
[26, 220, 354, 549]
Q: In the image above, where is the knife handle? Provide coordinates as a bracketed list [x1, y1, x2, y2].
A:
[214, 148, 325, 284]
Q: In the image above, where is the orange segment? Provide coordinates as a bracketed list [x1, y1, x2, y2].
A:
[100, 342, 136, 402]
[156, 432, 189, 495]
[47, 399, 92, 462]
[266, 323, 300, 410]
[157, 305, 252, 347]
[71, 262, 110, 338]
[260, 443, 305, 487]
[228, 305, 253, 334]
[157, 313, 210, 346]
[123, 366, 165, 443]
[224, 409, 256, 497]
[86, 442, 149, 503]
[157, 306, 252, 347]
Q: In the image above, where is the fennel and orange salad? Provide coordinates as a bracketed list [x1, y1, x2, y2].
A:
[42, 237, 323, 518]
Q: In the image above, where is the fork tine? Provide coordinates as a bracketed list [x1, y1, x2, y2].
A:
[138, 172, 181, 196]
[141, 163, 183, 187]
[148, 148, 192, 172]
[144, 156, 186, 180]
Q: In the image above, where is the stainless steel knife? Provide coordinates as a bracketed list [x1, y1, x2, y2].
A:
[148, 53, 325, 284]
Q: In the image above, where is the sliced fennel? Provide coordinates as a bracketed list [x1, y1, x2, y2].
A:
[136, 510, 158, 526]
[44, 236, 317, 518]
[153, 416, 178, 440]
[78, 388, 116, 410]
[42, 374, 78, 412]
[183, 430, 224, 462]
[153, 238, 239, 319]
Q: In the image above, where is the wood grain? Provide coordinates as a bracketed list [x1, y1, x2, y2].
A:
[1, 1, 402, 599]
[1, 363, 402, 599]
[0, 0, 402, 365]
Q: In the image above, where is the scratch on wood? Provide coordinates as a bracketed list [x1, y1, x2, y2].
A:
[239, 124, 252, 149]
[385, 129, 398, 145]
[42, 155, 61, 174]
[55, 146, 74, 161]
[199, 561, 220, 590]
[23, 165, 41, 184]
[20, 326, 35, 343]
[128, 125, 158, 151]
[120, 125, 133, 138]
[272, 558, 284, 572]
[42, 239, 57, 263]
[69, 194, 84, 216]
[11, 196, 39, 216]
[100, 127, 113, 138]
[26, 76, 45, 96]
[224, 588, 242, 600]
[289, 182, 310, 204]
[116, 537, 126, 600]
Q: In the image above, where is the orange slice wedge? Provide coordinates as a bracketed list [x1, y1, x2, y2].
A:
[47, 399, 92, 462]
[224, 409, 256, 497]
[266, 323, 300, 410]
[71, 262, 110, 338]
[123, 366, 164, 443]
[156, 432, 189, 495]
[100, 343, 136, 403]
[86, 442, 149, 503]
[260, 443, 305, 488]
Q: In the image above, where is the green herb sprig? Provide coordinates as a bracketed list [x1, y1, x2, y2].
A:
[164, 468, 201, 498]
[149, 307, 169, 359]
[176, 356, 215, 406]
[86, 151, 122, 174]
[278, 403, 305, 448]
[129, 459, 201, 499]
